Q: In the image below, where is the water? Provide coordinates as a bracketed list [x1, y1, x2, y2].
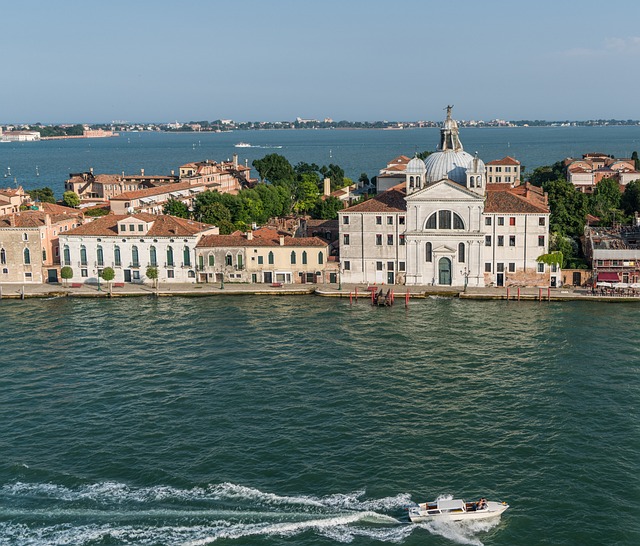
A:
[2, 126, 640, 196]
[1, 296, 639, 545]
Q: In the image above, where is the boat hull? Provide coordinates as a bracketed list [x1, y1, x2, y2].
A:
[408, 501, 508, 523]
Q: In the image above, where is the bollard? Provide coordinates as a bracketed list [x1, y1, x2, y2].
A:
[506, 287, 510, 301]
[517, 287, 520, 301]
[539, 287, 543, 301]
[548, 287, 551, 301]
[355, 286, 358, 302]
[405, 290, 409, 308]
[349, 292, 353, 305]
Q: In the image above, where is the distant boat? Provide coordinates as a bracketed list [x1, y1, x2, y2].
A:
[235, 142, 252, 148]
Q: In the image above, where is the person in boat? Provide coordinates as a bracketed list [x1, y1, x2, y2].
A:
[477, 498, 487, 510]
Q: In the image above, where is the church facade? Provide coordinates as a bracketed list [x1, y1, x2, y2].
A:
[339, 107, 557, 288]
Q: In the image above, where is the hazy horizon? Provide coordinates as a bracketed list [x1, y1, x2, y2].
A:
[3, 0, 640, 124]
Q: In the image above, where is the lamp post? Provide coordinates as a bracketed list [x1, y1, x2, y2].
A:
[220, 271, 224, 290]
[461, 267, 469, 291]
[97, 269, 101, 292]
[338, 266, 342, 291]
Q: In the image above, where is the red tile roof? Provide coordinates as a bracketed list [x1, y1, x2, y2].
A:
[197, 226, 328, 248]
[65, 214, 215, 237]
[486, 156, 521, 166]
[485, 183, 549, 213]
[110, 181, 197, 201]
[341, 183, 407, 213]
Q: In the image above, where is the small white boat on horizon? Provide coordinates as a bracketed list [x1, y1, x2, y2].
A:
[234, 142, 252, 148]
[407, 497, 508, 523]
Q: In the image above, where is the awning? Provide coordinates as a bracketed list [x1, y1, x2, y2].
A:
[598, 272, 620, 282]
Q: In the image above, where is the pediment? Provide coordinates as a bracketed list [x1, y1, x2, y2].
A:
[405, 178, 483, 202]
[433, 244, 456, 253]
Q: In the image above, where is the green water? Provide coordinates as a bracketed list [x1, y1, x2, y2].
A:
[1, 296, 638, 545]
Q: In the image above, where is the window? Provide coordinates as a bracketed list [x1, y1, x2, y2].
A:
[497, 263, 504, 272]
[509, 263, 516, 273]
[343, 234, 350, 245]
[167, 269, 175, 278]
[509, 217, 516, 226]
[183, 247, 191, 266]
[23, 233, 28, 242]
[257, 255, 263, 265]
[318, 251, 323, 264]
[199, 255, 204, 269]
[2, 268, 7, 274]
[399, 235, 405, 246]
[23, 248, 31, 264]
[509, 236, 516, 247]
[0, 248, 6, 264]
[226, 254, 233, 266]
[399, 216, 405, 225]
[498, 217, 504, 226]
[485, 217, 492, 226]
[132, 245, 139, 267]
[506, 166, 512, 173]
[485, 263, 492, 273]
[398, 261, 406, 271]
[387, 216, 393, 225]
[138, 224, 144, 232]
[426, 210, 465, 230]
[290, 251, 296, 264]
[376, 234, 382, 245]
[133, 270, 140, 280]
[439, 210, 451, 229]
[81, 268, 88, 277]
[42, 250, 46, 261]
[458, 242, 465, 263]
[343, 260, 350, 271]
[167, 246, 174, 267]
[80, 245, 87, 265]
[426, 242, 432, 262]
[115, 245, 121, 266]
[343, 215, 349, 224]
[538, 262, 545, 273]
[387, 234, 394, 245]
[302, 251, 308, 265]
[150, 246, 157, 266]
[485, 236, 491, 246]
[376, 216, 382, 225]
[95, 245, 103, 266]
[539, 217, 546, 226]
[496, 176, 502, 183]
[496, 167, 502, 172]
[498, 235, 504, 246]
[129, 224, 135, 231]
[120, 225, 127, 233]
[387, 261, 394, 271]
[237, 254, 243, 269]
[268, 251, 274, 265]
[538, 235, 545, 247]
[376, 261, 383, 271]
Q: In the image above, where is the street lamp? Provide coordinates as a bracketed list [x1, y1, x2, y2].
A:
[460, 268, 469, 291]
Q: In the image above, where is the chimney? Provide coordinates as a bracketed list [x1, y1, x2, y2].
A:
[90, 167, 93, 175]
[233, 153, 238, 168]
[323, 177, 331, 196]
[279, 235, 285, 246]
[141, 168, 145, 176]
[544, 191, 548, 205]
[171, 170, 175, 176]
[246, 231, 253, 240]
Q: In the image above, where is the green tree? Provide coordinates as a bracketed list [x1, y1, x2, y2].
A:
[60, 266, 73, 287]
[293, 174, 320, 213]
[358, 172, 370, 186]
[313, 195, 343, 219]
[589, 177, 623, 225]
[27, 187, 56, 204]
[543, 178, 589, 237]
[621, 179, 640, 215]
[632, 151, 640, 171]
[163, 198, 189, 218]
[100, 266, 115, 295]
[320, 164, 345, 191]
[529, 161, 566, 187]
[199, 201, 233, 227]
[62, 191, 80, 208]
[416, 150, 433, 160]
[146, 265, 159, 289]
[252, 154, 295, 185]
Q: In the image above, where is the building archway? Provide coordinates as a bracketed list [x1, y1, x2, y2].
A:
[438, 257, 452, 285]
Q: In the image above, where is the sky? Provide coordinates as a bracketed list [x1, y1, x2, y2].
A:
[2, 0, 640, 123]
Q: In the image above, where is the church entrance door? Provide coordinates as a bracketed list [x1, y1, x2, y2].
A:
[438, 257, 452, 285]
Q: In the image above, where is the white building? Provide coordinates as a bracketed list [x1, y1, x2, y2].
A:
[59, 214, 218, 284]
[339, 107, 556, 288]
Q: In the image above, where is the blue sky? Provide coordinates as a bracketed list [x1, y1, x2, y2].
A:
[2, 0, 640, 123]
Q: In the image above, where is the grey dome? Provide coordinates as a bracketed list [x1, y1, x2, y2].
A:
[424, 150, 475, 185]
[406, 156, 426, 174]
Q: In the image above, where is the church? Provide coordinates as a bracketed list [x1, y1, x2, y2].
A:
[338, 107, 557, 288]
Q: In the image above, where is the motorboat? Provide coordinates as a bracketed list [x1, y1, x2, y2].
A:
[234, 142, 251, 148]
[407, 497, 508, 523]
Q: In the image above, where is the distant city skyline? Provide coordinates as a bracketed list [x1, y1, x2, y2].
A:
[2, 0, 640, 124]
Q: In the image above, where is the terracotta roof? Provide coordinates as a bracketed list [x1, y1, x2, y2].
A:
[0, 209, 83, 228]
[485, 183, 549, 214]
[110, 181, 197, 201]
[388, 155, 411, 165]
[486, 156, 520, 166]
[41, 202, 84, 217]
[197, 226, 327, 248]
[65, 214, 214, 237]
[341, 183, 406, 213]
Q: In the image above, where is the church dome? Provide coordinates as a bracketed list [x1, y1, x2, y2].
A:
[424, 150, 475, 185]
[405, 156, 426, 174]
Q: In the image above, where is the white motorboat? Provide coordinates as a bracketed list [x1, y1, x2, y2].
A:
[407, 497, 508, 523]
[234, 142, 251, 148]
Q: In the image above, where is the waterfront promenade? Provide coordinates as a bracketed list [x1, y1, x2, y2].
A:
[1, 282, 639, 302]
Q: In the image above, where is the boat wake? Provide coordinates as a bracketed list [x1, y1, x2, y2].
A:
[234, 144, 283, 149]
[0, 482, 501, 544]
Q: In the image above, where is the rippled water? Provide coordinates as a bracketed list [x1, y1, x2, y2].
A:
[1, 296, 639, 545]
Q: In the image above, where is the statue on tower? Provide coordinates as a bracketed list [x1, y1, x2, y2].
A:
[445, 105, 454, 118]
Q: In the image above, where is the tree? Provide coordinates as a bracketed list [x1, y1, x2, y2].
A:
[529, 161, 566, 187]
[27, 187, 56, 204]
[292, 174, 320, 214]
[101, 266, 115, 295]
[199, 201, 233, 227]
[358, 172, 370, 187]
[416, 150, 433, 160]
[146, 265, 159, 290]
[621, 179, 640, 215]
[60, 266, 73, 287]
[632, 151, 640, 171]
[62, 191, 80, 208]
[252, 154, 295, 185]
[543, 178, 589, 237]
[313, 195, 343, 219]
[163, 198, 189, 218]
[320, 164, 345, 191]
[589, 177, 623, 226]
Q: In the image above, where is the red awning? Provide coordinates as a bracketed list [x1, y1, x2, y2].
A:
[598, 272, 620, 282]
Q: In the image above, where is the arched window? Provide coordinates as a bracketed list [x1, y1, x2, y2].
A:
[208, 254, 215, 266]
[80, 245, 87, 265]
[225, 253, 232, 266]
[132, 245, 139, 267]
[476, 177, 482, 188]
[409, 176, 414, 188]
[237, 254, 243, 269]
[416, 176, 421, 187]
[268, 251, 274, 265]
[302, 251, 308, 265]
[22, 233, 28, 242]
[23, 247, 31, 265]
[291, 251, 296, 264]
[426, 242, 432, 262]
[97, 245, 104, 266]
[0, 248, 5, 265]
[425, 210, 465, 230]
[167, 246, 174, 267]
[149, 246, 157, 266]
[198, 254, 204, 269]
[63, 245, 70, 265]
[458, 242, 465, 263]
[470, 176, 475, 187]
[114, 245, 121, 266]
[318, 251, 323, 264]
[183, 246, 191, 267]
